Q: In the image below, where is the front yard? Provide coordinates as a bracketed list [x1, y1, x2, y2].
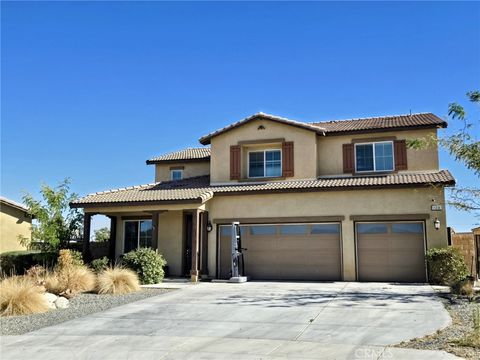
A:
[397, 291, 480, 360]
[0, 288, 171, 335]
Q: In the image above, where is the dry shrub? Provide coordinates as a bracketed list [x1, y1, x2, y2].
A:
[47, 266, 96, 297]
[0, 276, 49, 316]
[97, 267, 140, 295]
[25, 265, 47, 286]
[57, 249, 75, 270]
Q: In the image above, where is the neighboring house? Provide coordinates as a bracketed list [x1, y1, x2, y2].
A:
[0, 196, 31, 254]
[72, 112, 455, 283]
[449, 227, 480, 279]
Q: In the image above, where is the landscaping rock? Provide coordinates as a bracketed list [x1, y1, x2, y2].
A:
[43, 292, 58, 303]
[54, 297, 69, 309]
[46, 301, 56, 310]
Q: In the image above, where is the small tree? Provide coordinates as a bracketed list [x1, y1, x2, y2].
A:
[408, 90, 480, 220]
[19, 178, 83, 252]
[93, 227, 110, 242]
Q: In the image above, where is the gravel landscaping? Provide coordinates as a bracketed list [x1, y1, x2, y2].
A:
[0, 288, 171, 335]
[397, 292, 480, 360]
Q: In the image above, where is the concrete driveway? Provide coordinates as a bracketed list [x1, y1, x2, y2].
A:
[1, 282, 458, 359]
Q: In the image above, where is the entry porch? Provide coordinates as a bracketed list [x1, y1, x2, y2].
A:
[81, 204, 210, 282]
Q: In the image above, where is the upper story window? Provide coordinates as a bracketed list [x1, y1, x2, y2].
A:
[355, 141, 394, 172]
[170, 169, 183, 180]
[248, 149, 282, 178]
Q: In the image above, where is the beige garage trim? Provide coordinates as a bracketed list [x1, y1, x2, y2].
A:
[356, 221, 427, 282]
[218, 223, 342, 281]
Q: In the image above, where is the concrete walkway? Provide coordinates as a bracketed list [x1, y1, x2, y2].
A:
[1, 282, 459, 359]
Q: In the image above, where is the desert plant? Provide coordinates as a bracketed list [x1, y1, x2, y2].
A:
[25, 265, 47, 286]
[122, 248, 166, 285]
[69, 250, 84, 267]
[90, 257, 110, 273]
[0, 276, 50, 316]
[451, 277, 474, 296]
[474, 305, 480, 334]
[96, 267, 140, 295]
[49, 266, 96, 297]
[426, 247, 469, 285]
[57, 249, 79, 270]
[37, 250, 96, 297]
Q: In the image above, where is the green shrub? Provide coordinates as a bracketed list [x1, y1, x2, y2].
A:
[426, 247, 469, 285]
[90, 257, 110, 273]
[122, 248, 166, 285]
[70, 250, 84, 267]
[0, 251, 57, 276]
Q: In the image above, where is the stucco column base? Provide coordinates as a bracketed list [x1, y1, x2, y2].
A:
[190, 270, 199, 283]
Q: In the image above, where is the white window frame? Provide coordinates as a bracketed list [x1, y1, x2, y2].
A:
[170, 169, 184, 180]
[354, 141, 394, 173]
[123, 219, 153, 253]
[247, 149, 282, 178]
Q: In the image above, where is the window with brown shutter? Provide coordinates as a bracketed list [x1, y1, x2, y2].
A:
[282, 141, 294, 177]
[394, 140, 408, 170]
[230, 145, 241, 180]
[343, 143, 354, 173]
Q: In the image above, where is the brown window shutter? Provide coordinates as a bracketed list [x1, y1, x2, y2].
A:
[394, 140, 408, 170]
[282, 141, 294, 177]
[230, 145, 241, 180]
[342, 143, 354, 173]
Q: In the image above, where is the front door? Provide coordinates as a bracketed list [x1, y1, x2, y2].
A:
[183, 213, 193, 276]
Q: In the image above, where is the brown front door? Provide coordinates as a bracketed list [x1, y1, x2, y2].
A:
[183, 214, 193, 276]
[356, 221, 426, 282]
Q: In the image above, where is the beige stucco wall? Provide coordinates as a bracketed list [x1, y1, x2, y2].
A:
[158, 211, 184, 276]
[112, 211, 185, 277]
[210, 119, 318, 183]
[0, 205, 30, 253]
[317, 128, 439, 176]
[207, 186, 448, 280]
[154, 161, 210, 182]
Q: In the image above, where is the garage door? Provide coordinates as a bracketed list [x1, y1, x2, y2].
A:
[356, 221, 426, 282]
[218, 223, 342, 281]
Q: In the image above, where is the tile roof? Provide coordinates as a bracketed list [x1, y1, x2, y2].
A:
[311, 113, 447, 134]
[0, 196, 29, 212]
[146, 147, 210, 164]
[71, 170, 455, 207]
[199, 112, 326, 145]
[199, 112, 447, 144]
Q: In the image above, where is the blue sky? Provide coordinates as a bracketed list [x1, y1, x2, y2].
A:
[1, 1, 479, 232]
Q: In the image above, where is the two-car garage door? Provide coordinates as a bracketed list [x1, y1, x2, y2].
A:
[218, 223, 342, 281]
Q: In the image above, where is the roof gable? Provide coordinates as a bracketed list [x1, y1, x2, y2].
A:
[199, 113, 326, 145]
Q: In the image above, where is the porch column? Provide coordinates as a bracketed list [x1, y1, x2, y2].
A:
[151, 211, 160, 250]
[200, 211, 209, 275]
[108, 216, 117, 262]
[82, 212, 92, 261]
[190, 209, 200, 282]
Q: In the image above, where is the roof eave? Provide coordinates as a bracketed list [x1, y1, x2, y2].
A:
[69, 197, 206, 209]
[146, 157, 211, 165]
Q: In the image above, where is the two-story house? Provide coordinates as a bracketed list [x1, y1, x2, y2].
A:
[71, 112, 455, 283]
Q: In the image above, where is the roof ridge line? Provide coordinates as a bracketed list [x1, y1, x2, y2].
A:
[310, 112, 433, 124]
[87, 182, 157, 196]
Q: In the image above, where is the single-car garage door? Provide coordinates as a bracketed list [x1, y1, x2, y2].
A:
[356, 221, 426, 282]
[218, 223, 342, 281]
